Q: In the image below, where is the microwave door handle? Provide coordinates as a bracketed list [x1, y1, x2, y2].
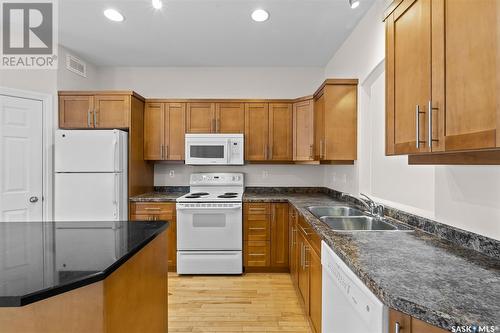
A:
[227, 140, 231, 163]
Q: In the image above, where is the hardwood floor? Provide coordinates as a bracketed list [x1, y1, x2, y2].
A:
[168, 273, 313, 333]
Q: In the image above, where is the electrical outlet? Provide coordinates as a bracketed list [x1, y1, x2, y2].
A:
[169, 170, 175, 177]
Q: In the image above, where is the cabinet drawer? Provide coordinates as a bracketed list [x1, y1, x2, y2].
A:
[131, 202, 175, 217]
[244, 241, 270, 267]
[297, 214, 321, 255]
[244, 218, 270, 241]
[244, 203, 271, 215]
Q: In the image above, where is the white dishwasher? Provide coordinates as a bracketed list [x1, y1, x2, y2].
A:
[321, 241, 388, 333]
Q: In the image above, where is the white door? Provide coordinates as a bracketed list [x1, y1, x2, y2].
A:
[0, 95, 43, 222]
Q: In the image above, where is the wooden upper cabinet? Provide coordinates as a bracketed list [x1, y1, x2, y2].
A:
[216, 103, 245, 133]
[165, 103, 186, 160]
[94, 95, 130, 129]
[386, 0, 500, 161]
[59, 92, 139, 130]
[314, 80, 358, 163]
[144, 103, 164, 160]
[437, 0, 499, 152]
[269, 103, 293, 161]
[186, 102, 215, 133]
[144, 102, 185, 161]
[293, 99, 314, 161]
[59, 95, 94, 129]
[386, 0, 432, 155]
[245, 103, 269, 161]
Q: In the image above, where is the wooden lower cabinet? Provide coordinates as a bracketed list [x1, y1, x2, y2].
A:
[292, 212, 322, 333]
[389, 309, 448, 333]
[289, 205, 299, 285]
[243, 203, 289, 271]
[130, 202, 177, 271]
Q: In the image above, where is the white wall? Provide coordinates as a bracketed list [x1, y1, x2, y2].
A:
[57, 46, 100, 90]
[323, 1, 500, 240]
[97, 67, 324, 99]
[155, 164, 325, 187]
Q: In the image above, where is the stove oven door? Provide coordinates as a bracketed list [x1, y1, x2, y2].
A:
[176, 203, 242, 251]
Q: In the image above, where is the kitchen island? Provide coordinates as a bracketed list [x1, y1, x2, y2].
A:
[0, 221, 169, 333]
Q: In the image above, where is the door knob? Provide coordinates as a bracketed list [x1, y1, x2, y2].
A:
[29, 196, 39, 203]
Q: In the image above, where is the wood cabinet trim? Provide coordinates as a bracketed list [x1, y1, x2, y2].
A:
[58, 90, 145, 102]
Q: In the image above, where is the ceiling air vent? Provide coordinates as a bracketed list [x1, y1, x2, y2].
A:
[65, 54, 87, 78]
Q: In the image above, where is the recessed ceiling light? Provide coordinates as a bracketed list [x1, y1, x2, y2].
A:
[349, 0, 360, 9]
[251, 9, 269, 22]
[104, 8, 124, 22]
[152, 0, 163, 10]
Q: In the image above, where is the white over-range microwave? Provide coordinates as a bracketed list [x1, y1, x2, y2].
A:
[185, 134, 244, 165]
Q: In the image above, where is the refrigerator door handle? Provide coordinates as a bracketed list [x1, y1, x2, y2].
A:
[113, 133, 119, 172]
[113, 174, 119, 218]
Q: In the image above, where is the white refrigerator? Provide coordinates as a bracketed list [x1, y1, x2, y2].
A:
[54, 130, 128, 221]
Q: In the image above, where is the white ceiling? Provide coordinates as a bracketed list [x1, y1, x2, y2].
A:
[59, 0, 375, 67]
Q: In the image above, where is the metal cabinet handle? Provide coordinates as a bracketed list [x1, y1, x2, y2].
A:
[249, 253, 265, 257]
[165, 145, 169, 159]
[395, 322, 401, 333]
[87, 110, 91, 127]
[428, 101, 438, 149]
[299, 224, 310, 236]
[29, 196, 39, 203]
[161, 144, 164, 159]
[309, 145, 313, 159]
[144, 207, 161, 211]
[212, 118, 216, 132]
[304, 246, 309, 268]
[319, 140, 323, 159]
[300, 243, 304, 269]
[216, 118, 219, 132]
[415, 105, 425, 149]
[94, 110, 98, 127]
[248, 227, 266, 231]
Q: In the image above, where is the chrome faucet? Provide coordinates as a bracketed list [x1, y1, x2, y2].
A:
[341, 192, 385, 218]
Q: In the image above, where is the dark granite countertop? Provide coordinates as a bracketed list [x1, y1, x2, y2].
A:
[0, 221, 168, 307]
[244, 192, 500, 331]
[129, 191, 186, 202]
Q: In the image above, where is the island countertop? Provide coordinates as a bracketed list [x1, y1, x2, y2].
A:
[0, 221, 168, 307]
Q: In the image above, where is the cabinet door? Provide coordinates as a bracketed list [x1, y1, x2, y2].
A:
[245, 103, 269, 161]
[309, 248, 322, 333]
[269, 103, 293, 161]
[386, 0, 432, 155]
[130, 203, 177, 271]
[59, 95, 94, 129]
[94, 95, 130, 129]
[297, 231, 310, 310]
[436, 0, 500, 151]
[324, 85, 358, 161]
[314, 95, 325, 160]
[165, 103, 186, 160]
[293, 100, 314, 161]
[216, 103, 245, 133]
[144, 103, 164, 160]
[186, 102, 215, 133]
[270, 203, 289, 268]
[289, 207, 299, 285]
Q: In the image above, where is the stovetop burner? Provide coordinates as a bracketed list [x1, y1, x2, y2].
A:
[218, 194, 238, 198]
[224, 192, 238, 195]
[190, 192, 209, 196]
[185, 195, 202, 198]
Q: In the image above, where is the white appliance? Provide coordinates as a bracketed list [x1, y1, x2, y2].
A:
[185, 134, 244, 165]
[176, 173, 244, 274]
[54, 130, 128, 221]
[321, 241, 388, 333]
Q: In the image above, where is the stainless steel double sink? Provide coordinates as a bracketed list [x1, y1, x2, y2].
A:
[307, 205, 400, 231]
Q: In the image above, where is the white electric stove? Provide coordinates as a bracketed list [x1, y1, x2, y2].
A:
[176, 173, 244, 274]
